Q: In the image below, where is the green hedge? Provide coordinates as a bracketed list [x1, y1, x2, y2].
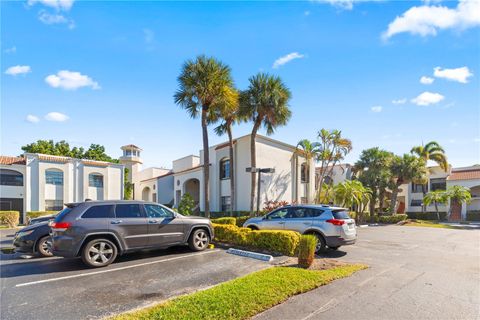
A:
[406, 212, 447, 221]
[212, 224, 300, 256]
[0, 211, 20, 228]
[376, 214, 408, 224]
[467, 211, 480, 221]
[236, 216, 250, 227]
[210, 217, 236, 225]
[26, 211, 58, 222]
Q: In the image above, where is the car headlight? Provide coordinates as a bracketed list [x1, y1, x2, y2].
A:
[16, 230, 35, 237]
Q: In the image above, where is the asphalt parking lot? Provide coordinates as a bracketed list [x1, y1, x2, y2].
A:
[0, 229, 272, 320]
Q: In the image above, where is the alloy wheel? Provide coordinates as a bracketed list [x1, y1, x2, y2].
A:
[88, 241, 114, 265]
[194, 231, 208, 249]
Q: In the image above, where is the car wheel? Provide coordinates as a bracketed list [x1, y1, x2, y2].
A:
[81, 238, 118, 268]
[329, 246, 340, 251]
[36, 236, 54, 257]
[188, 229, 210, 251]
[247, 225, 258, 230]
[314, 234, 327, 253]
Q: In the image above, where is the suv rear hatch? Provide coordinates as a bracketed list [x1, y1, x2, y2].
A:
[331, 209, 356, 239]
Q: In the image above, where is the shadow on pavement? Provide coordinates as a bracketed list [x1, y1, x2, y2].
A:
[316, 249, 347, 258]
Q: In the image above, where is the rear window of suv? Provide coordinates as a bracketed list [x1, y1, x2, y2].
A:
[332, 210, 351, 219]
[54, 207, 72, 222]
[82, 205, 114, 219]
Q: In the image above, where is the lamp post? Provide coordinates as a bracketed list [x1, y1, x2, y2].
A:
[246, 167, 275, 215]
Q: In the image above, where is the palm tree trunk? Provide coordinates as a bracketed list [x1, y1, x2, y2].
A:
[422, 184, 427, 213]
[227, 126, 235, 216]
[389, 185, 399, 214]
[435, 202, 440, 221]
[250, 120, 261, 216]
[369, 188, 377, 223]
[378, 188, 385, 213]
[201, 108, 210, 218]
[304, 162, 310, 203]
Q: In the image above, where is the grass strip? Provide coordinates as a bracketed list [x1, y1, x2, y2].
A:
[403, 220, 460, 229]
[113, 264, 367, 320]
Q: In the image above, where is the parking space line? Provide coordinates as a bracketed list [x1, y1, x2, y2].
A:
[15, 249, 219, 288]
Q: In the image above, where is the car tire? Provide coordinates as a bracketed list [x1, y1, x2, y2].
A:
[188, 229, 210, 252]
[247, 225, 258, 230]
[81, 238, 118, 268]
[36, 236, 54, 257]
[314, 234, 327, 253]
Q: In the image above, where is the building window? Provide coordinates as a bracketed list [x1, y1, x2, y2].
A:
[410, 199, 422, 207]
[220, 158, 230, 180]
[89, 174, 104, 188]
[221, 196, 231, 212]
[152, 193, 157, 202]
[0, 169, 23, 186]
[301, 163, 309, 183]
[411, 183, 426, 193]
[45, 200, 63, 211]
[46, 170, 63, 185]
[430, 178, 446, 192]
[125, 150, 132, 156]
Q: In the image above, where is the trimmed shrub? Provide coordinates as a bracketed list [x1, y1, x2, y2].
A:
[236, 216, 250, 227]
[467, 211, 480, 222]
[406, 212, 447, 221]
[26, 211, 58, 222]
[0, 211, 20, 228]
[212, 223, 300, 256]
[211, 217, 236, 225]
[178, 193, 195, 216]
[297, 235, 317, 268]
[376, 214, 408, 224]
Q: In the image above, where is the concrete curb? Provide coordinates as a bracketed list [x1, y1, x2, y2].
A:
[226, 248, 273, 262]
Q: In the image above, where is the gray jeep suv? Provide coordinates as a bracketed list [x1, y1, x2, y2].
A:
[51, 200, 214, 267]
[243, 205, 356, 252]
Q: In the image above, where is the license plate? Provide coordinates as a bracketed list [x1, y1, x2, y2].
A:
[348, 223, 354, 230]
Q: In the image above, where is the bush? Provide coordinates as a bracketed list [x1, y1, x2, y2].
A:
[212, 224, 300, 256]
[376, 214, 408, 224]
[467, 211, 480, 221]
[235, 216, 250, 227]
[297, 235, 317, 268]
[406, 212, 447, 221]
[210, 217, 236, 225]
[262, 200, 290, 212]
[0, 211, 20, 228]
[178, 193, 195, 215]
[26, 211, 58, 222]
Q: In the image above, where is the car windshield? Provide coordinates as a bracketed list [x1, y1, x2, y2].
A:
[332, 210, 351, 219]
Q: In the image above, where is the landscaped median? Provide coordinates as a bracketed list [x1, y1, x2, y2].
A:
[112, 264, 367, 320]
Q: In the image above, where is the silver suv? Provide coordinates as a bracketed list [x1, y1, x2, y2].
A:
[50, 200, 214, 268]
[243, 205, 356, 252]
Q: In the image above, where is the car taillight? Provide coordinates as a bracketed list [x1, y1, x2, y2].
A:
[326, 219, 345, 226]
[51, 222, 71, 231]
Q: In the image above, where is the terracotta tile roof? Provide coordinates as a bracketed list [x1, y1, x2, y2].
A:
[121, 144, 142, 150]
[173, 165, 204, 175]
[140, 170, 174, 182]
[37, 154, 71, 163]
[81, 160, 110, 167]
[214, 140, 236, 150]
[0, 156, 26, 165]
[448, 169, 480, 181]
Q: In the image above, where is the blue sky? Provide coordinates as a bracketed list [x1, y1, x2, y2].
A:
[2, 0, 479, 169]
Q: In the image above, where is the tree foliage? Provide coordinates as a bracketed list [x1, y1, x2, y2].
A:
[178, 193, 196, 216]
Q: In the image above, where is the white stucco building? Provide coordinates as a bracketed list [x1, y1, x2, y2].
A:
[0, 154, 124, 222]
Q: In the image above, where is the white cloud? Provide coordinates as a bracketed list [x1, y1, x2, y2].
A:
[45, 70, 100, 90]
[311, 0, 377, 10]
[45, 112, 69, 122]
[5, 65, 31, 76]
[26, 114, 40, 123]
[28, 0, 74, 11]
[143, 28, 155, 44]
[371, 106, 383, 112]
[411, 91, 445, 106]
[273, 52, 305, 69]
[4, 46, 16, 54]
[420, 76, 434, 84]
[38, 10, 75, 28]
[474, 138, 480, 143]
[433, 66, 473, 83]
[382, 0, 480, 39]
[304, 10, 311, 16]
[392, 98, 407, 104]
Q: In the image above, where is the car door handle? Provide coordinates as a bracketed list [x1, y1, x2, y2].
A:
[303, 222, 311, 225]
[278, 221, 285, 224]
[148, 219, 159, 224]
[110, 220, 122, 224]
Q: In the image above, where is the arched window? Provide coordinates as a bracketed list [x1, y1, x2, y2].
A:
[300, 163, 309, 183]
[45, 169, 63, 185]
[89, 173, 104, 188]
[0, 169, 23, 186]
[220, 158, 230, 180]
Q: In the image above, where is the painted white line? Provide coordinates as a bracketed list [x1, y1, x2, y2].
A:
[15, 249, 219, 288]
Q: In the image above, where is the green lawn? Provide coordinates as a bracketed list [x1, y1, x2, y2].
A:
[113, 264, 367, 320]
[403, 220, 459, 229]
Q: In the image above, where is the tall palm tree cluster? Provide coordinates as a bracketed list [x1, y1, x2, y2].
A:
[174, 55, 291, 217]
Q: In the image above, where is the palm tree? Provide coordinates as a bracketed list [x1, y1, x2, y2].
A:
[423, 190, 448, 221]
[239, 73, 292, 216]
[174, 55, 237, 217]
[295, 139, 320, 204]
[445, 185, 472, 220]
[214, 94, 240, 216]
[389, 154, 427, 214]
[411, 141, 448, 212]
